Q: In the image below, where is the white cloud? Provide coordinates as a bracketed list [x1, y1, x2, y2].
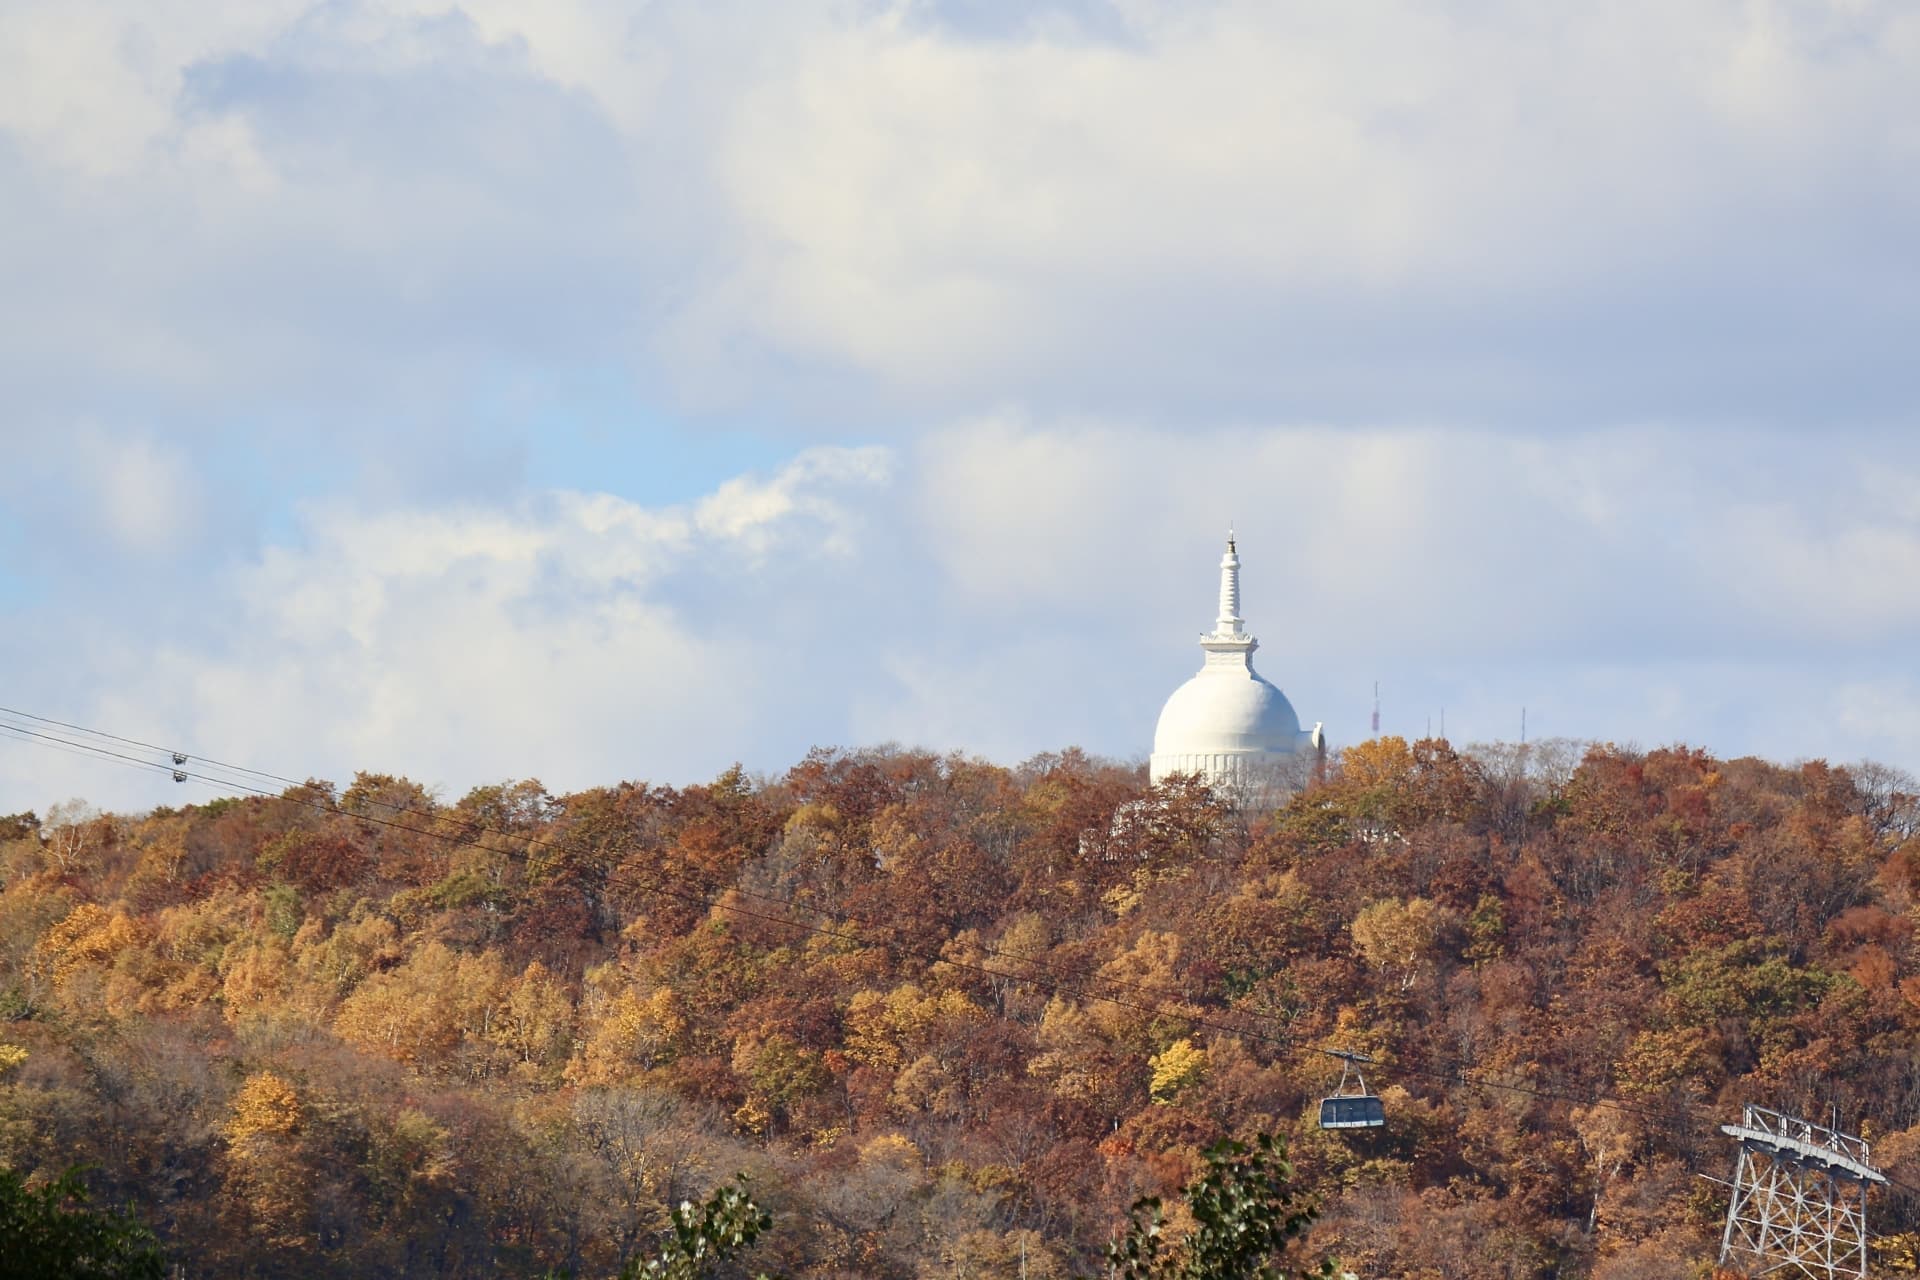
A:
[81, 425, 207, 552]
[704, 0, 1920, 407]
[695, 446, 892, 554]
[0, 447, 890, 812]
[0, 422, 207, 559]
[5, 418, 1920, 815]
[3, 1, 1917, 428]
[3, 2, 1919, 812]
[0, 1, 308, 173]
[1832, 678, 1920, 771]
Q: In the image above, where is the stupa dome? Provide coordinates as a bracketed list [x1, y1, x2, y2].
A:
[1154, 666, 1303, 757]
[1149, 536, 1323, 797]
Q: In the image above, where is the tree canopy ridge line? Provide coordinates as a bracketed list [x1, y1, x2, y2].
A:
[3, 725, 1918, 1276]
[5, 721, 1913, 1131]
[0, 713, 1866, 1158]
[0, 717, 1827, 1143]
[0, 710, 1344, 1051]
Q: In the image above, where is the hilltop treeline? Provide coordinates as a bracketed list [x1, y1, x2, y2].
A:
[2, 739, 1918, 1277]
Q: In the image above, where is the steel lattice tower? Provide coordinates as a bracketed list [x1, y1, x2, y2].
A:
[1718, 1105, 1886, 1279]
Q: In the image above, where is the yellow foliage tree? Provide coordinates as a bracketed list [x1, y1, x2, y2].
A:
[1148, 1037, 1209, 1104]
[1571, 1103, 1639, 1236]
[857, 1133, 922, 1176]
[844, 984, 984, 1073]
[226, 1070, 301, 1145]
[1330, 735, 1418, 844]
[1028, 997, 1108, 1102]
[295, 913, 402, 997]
[889, 1053, 965, 1119]
[1092, 931, 1191, 1044]
[570, 985, 686, 1086]
[489, 960, 574, 1073]
[224, 1070, 308, 1249]
[1613, 1025, 1719, 1099]
[1339, 736, 1416, 790]
[39, 903, 142, 981]
[1350, 897, 1453, 992]
[730, 1032, 829, 1134]
[333, 941, 507, 1073]
[221, 942, 292, 1027]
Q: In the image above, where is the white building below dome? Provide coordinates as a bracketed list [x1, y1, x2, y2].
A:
[1149, 536, 1324, 801]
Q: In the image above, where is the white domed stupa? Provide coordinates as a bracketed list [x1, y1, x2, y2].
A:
[1149, 534, 1324, 799]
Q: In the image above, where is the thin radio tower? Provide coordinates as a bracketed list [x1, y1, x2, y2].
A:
[1519, 706, 1531, 850]
[1371, 682, 1380, 737]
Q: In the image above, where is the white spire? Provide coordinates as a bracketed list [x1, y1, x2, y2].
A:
[1201, 533, 1255, 657]
[1214, 533, 1243, 636]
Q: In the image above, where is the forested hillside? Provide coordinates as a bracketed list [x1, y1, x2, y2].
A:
[2, 739, 1917, 1277]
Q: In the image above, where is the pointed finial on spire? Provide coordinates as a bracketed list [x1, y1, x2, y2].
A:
[1227, 520, 1235, 553]
[1212, 533, 1244, 638]
[1198, 534, 1256, 657]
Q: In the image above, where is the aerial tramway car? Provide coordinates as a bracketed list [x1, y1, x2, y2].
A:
[1318, 1048, 1386, 1130]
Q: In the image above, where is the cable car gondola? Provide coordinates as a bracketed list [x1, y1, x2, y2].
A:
[1318, 1048, 1385, 1130]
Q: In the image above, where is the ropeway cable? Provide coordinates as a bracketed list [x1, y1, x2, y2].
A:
[0, 718, 1320, 1052]
[0, 708, 1290, 1029]
[0, 704, 306, 790]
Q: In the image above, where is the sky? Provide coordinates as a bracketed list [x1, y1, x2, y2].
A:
[2, 0, 1919, 814]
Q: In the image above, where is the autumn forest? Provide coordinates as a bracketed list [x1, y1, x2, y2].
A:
[3, 738, 1918, 1277]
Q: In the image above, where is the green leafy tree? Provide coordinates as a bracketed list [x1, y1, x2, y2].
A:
[619, 1175, 775, 1280]
[0, 1166, 167, 1280]
[1094, 1135, 1331, 1280]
